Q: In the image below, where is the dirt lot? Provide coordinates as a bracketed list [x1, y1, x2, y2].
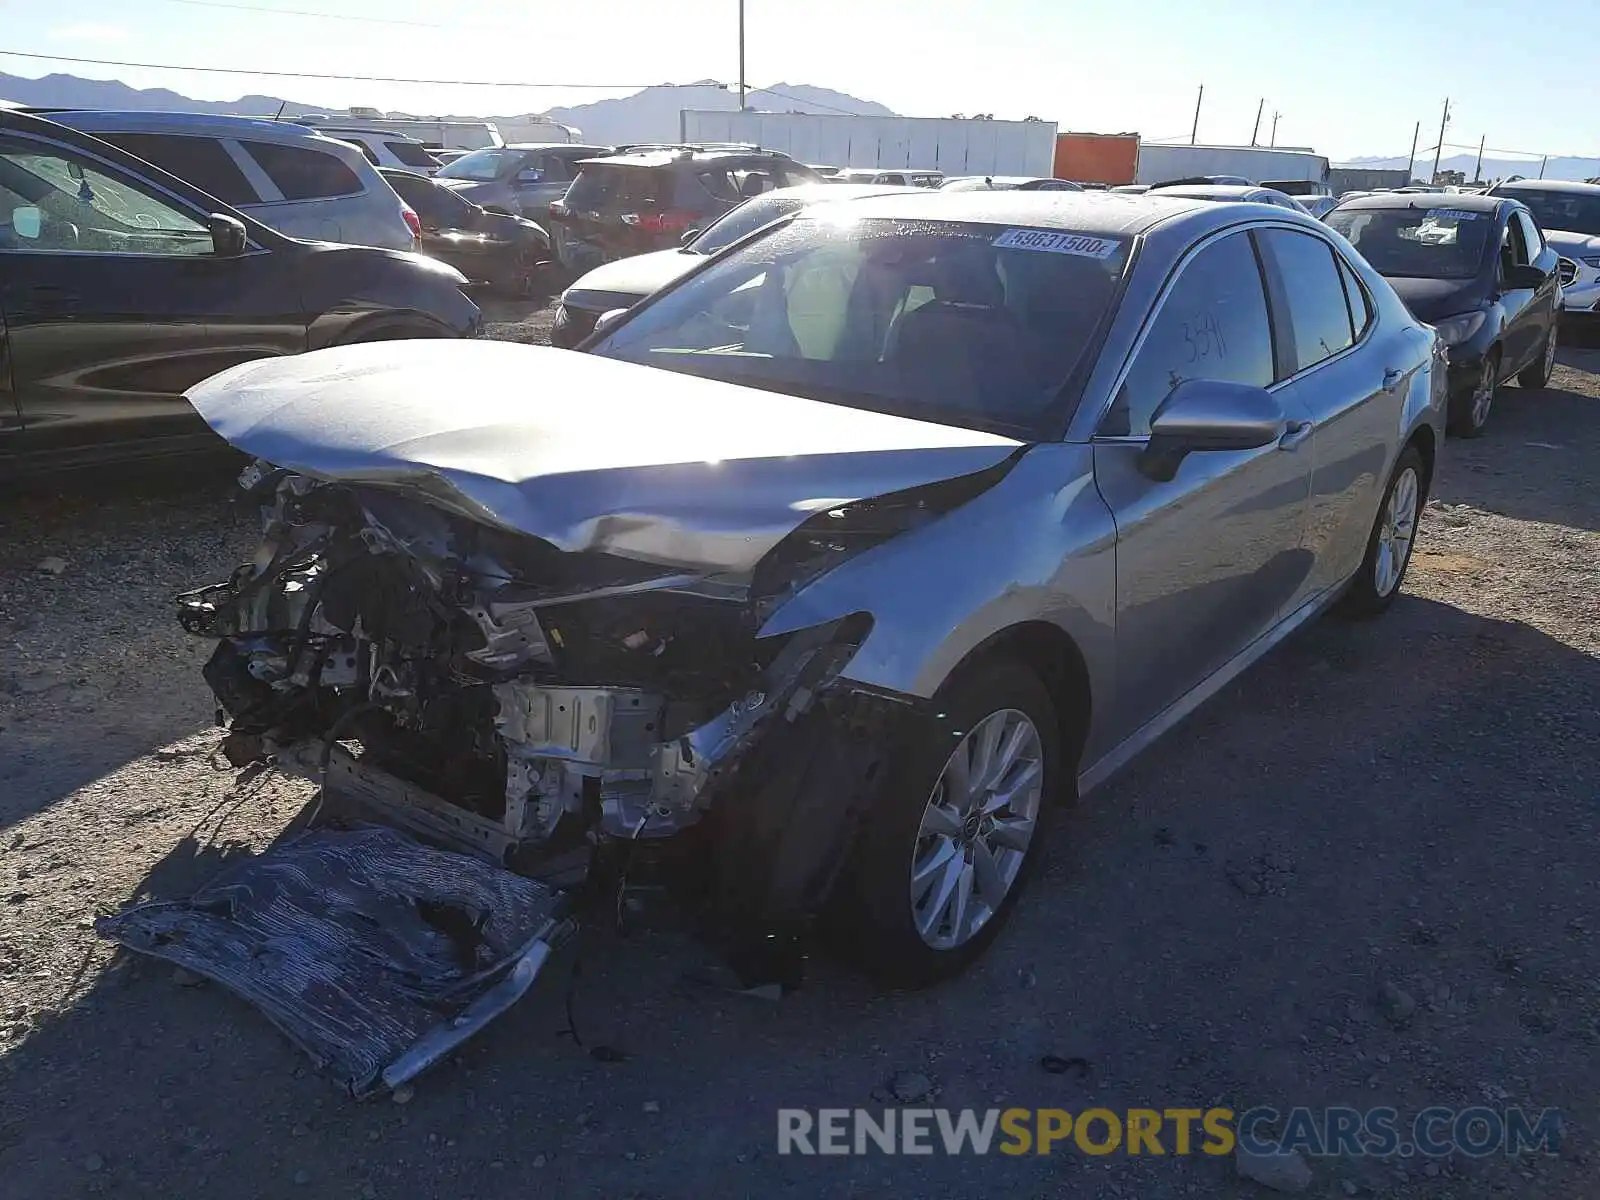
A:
[1, 319, 1596, 1199]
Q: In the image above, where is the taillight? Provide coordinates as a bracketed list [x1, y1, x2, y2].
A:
[548, 201, 569, 221]
[622, 210, 695, 234]
[401, 205, 422, 248]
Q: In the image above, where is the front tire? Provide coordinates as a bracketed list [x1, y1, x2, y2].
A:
[1337, 446, 1425, 618]
[837, 660, 1061, 987]
[1448, 350, 1498, 438]
[1517, 323, 1557, 390]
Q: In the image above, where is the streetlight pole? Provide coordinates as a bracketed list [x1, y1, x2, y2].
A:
[737, 0, 746, 111]
[1251, 98, 1264, 147]
[1405, 120, 1419, 184]
[1430, 97, 1450, 184]
[1270, 110, 1280, 147]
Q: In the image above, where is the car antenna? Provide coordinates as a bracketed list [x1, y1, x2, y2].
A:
[273, 100, 286, 121]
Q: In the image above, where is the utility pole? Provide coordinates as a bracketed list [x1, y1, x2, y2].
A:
[1473, 134, 1485, 183]
[1430, 97, 1450, 184]
[737, 0, 746, 111]
[1269, 110, 1280, 147]
[1191, 84, 1203, 145]
[1251, 98, 1264, 147]
[1405, 120, 1420, 184]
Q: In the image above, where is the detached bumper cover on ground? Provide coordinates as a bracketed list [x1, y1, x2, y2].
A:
[96, 826, 569, 1096]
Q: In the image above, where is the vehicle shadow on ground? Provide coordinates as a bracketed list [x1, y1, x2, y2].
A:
[1430, 354, 1600, 532]
[0, 469, 251, 830]
[1, 595, 1595, 1199]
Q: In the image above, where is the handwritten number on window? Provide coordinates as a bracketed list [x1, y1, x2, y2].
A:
[1181, 311, 1228, 363]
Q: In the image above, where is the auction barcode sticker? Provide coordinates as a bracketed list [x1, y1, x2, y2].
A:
[993, 228, 1122, 258]
[1428, 209, 1481, 221]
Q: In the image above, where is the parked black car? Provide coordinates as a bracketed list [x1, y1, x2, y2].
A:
[546, 145, 823, 265]
[0, 109, 481, 479]
[378, 167, 554, 296]
[1327, 193, 1561, 437]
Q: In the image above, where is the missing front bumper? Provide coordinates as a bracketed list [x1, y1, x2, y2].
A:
[96, 825, 572, 1097]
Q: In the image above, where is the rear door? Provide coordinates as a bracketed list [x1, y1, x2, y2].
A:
[1255, 225, 1413, 604]
[0, 121, 307, 469]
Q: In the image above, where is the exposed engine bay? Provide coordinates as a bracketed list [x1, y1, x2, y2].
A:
[178, 462, 904, 866]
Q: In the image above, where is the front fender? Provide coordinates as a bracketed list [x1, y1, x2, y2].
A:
[757, 443, 1117, 729]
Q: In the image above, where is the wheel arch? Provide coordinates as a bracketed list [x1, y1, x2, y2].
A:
[941, 620, 1092, 801]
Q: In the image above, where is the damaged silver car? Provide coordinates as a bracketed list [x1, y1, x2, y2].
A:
[110, 192, 1444, 1089]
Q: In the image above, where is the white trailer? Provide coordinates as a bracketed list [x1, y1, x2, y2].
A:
[680, 110, 1059, 177]
[1135, 143, 1330, 187]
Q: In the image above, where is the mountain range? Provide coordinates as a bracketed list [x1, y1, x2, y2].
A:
[3, 71, 1597, 180]
[0, 72, 891, 146]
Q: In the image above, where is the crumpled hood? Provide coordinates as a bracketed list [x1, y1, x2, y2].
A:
[1387, 276, 1486, 323]
[185, 340, 1022, 572]
[563, 249, 698, 308]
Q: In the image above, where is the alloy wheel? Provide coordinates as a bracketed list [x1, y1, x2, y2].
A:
[909, 708, 1045, 950]
[1471, 358, 1496, 428]
[1374, 466, 1420, 598]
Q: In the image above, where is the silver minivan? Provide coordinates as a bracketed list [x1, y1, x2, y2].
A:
[45, 111, 419, 251]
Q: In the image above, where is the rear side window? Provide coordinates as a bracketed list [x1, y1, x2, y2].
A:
[385, 141, 437, 169]
[1258, 228, 1355, 373]
[240, 140, 364, 201]
[97, 132, 257, 206]
[1107, 230, 1275, 437]
[1337, 255, 1372, 338]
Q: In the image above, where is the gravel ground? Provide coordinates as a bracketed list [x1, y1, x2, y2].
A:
[1, 331, 1596, 1200]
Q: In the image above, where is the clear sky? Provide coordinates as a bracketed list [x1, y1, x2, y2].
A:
[1, 0, 1594, 161]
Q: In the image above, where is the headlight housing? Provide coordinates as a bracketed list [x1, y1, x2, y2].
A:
[1432, 310, 1487, 347]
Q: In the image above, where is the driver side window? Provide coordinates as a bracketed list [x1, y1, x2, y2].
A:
[0, 135, 212, 256]
[1103, 230, 1276, 437]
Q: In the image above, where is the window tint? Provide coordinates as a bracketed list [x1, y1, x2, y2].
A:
[565, 165, 666, 210]
[240, 140, 364, 201]
[1107, 231, 1275, 436]
[96, 133, 257, 206]
[1337, 254, 1371, 337]
[0, 135, 213, 256]
[385, 140, 437, 169]
[1514, 210, 1543, 259]
[1260, 228, 1354, 372]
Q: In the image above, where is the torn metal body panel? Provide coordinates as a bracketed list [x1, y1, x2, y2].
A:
[96, 826, 570, 1096]
[184, 340, 1022, 573]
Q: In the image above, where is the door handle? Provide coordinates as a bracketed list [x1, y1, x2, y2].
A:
[1277, 420, 1313, 451]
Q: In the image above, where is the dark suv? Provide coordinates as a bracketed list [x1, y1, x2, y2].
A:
[0, 108, 480, 479]
[547, 145, 822, 264]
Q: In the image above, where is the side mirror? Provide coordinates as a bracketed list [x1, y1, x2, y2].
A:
[679, 227, 700, 246]
[592, 308, 629, 337]
[208, 213, 248, 258]
[1138, 379, 1286, 482]
[1502, 263, 1545, 289]
[514, 169, 543, 186]
[11, 205, 42, 241]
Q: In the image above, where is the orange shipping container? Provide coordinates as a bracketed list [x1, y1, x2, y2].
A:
[1054, 132, 1141, 186]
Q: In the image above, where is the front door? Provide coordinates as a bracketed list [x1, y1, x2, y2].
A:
[1093, 227, 1316, 745]
[0, 123, 306, 468]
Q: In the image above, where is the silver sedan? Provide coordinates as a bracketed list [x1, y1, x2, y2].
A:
[179, 190, 1445, 993]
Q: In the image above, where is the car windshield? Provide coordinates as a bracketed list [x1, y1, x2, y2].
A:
[385, 140, 438, 169]
[1497, 188, 1600, 237]
[688, 194, 807, 254]
[591, 216, 1131, 437]
[1325, 206, 1492, 279]
[434, 148, 520, 182]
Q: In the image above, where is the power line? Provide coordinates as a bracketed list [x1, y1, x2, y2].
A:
[160, 0, 453, 29]
[0, 49, 714, 90]
[745, 85, 867, 117]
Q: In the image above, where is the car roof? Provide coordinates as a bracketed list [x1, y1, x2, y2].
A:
[501, 143, 611, 154]
[307, 126, 426, 142]
[1492, 178, 1600, 194]
[1150, 184, 1274, 200]
[46, 109, 360, 147]
[791, 189, 1216, 238]
[577, 147, 796, 169]
[759, 182, 918, 202]
[1335, 192, 1507, 213]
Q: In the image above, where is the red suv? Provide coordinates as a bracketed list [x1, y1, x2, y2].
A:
[548, 144, 822, 265]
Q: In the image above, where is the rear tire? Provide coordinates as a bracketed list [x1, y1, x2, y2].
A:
[1448, 350, 1498, 438]
[1517, 324, 1557, 389]
[835, 659, 1062, 988]
[1337, 446, 1425, 619]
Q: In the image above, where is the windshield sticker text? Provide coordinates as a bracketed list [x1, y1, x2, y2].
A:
[1429, 210, 1481, 222]
[992, 228, 1122, 259]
